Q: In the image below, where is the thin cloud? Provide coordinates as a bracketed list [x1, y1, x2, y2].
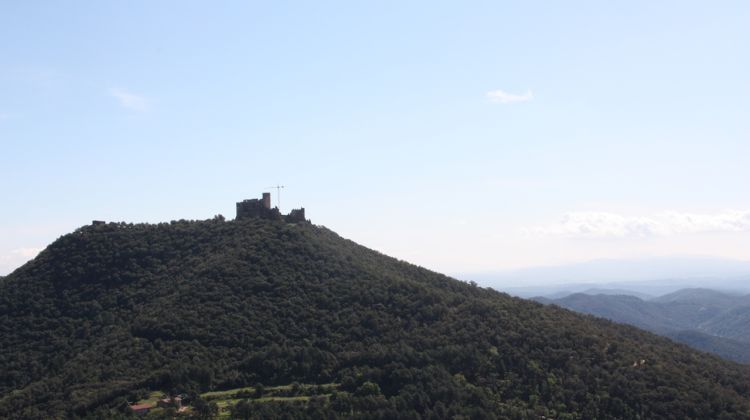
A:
[109, 88, 150, 111]
[0, 247, 43, 275]
[528, 210, 750, 238]
[486, 89, 533, 104]
[13, 247, 43, 258]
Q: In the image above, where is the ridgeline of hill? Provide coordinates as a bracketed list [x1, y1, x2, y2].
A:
[538, 290, 750, 364]
[2, 218, 750, 419]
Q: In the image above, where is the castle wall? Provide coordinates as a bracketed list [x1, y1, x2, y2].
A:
[286, 208, 306, 223]
[236, 193, 307, 223]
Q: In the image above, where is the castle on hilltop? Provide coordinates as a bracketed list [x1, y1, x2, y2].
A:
[236, 192, 307, 223]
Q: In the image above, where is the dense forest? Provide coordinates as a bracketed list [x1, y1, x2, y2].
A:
[2, 218, 750, 419]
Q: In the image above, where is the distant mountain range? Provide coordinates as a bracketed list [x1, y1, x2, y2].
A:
[537, 288, 750, 363]
[542, 288, 655, 300]
[463, 256, 750, 298]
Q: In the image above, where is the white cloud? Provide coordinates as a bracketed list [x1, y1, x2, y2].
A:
[0, 247, 43, 275]
[486, 89, 533, 104]
[109, 88, 150, 111]
[13, 247, 43, 258]
[529, 210, 750, 238]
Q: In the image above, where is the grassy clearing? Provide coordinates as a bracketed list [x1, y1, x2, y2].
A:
[256, 395, 314, 402]
[202, 383, 340, 417]
[201, 382, 339, 401]
[214, 398, 241, 408]
[135, 390, 165, 406]
[130, 383, 340, 417]
[202, 387, 254, 400]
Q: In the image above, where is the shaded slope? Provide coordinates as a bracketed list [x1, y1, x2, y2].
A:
[665, 330, 750, 364]
[651, 288, 741, 305]
[544, 292, 750, 364]
[2, 219, 750, 419]
[702, 306, 750, 343]
[547, 294, 675, 332]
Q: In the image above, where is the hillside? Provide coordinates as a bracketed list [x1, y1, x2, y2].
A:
[651, 288, 742, 305]
[542, 290, 750, 363]
[579, 288, 653, 300]
[540, 294, 674, 332]
[2, 219, 750, 419]
[664, 331, 750, 364]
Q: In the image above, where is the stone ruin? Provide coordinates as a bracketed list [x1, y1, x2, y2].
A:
[236, 192, 307, 223]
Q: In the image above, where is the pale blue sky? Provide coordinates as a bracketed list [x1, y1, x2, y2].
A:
[1, 1, 749, 276]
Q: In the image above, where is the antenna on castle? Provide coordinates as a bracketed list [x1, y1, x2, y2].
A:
[265, 185, 285, 210]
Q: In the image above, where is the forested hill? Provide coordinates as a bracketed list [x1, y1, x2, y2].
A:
[2, 219, 750, 419]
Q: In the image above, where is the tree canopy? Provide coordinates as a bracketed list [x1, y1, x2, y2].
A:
[2, 218, 750, 419]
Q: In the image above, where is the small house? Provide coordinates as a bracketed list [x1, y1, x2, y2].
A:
[129, 403, 154, 415]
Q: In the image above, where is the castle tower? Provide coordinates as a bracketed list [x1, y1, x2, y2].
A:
[236, 193, 307, 223]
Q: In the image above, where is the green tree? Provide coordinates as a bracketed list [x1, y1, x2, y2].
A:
[230, 399, 252, 420]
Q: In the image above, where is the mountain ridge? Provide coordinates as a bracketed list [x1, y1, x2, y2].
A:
[540, 290, 750, 363]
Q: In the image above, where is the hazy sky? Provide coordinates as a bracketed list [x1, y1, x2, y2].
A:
[1, 1, 749, 276]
